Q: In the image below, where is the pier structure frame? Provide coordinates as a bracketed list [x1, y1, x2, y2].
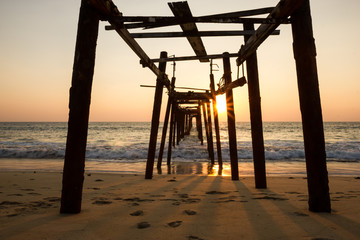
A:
[61, 0, 330, 213]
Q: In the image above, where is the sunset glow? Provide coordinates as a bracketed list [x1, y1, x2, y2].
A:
[215, 95, 227, 114]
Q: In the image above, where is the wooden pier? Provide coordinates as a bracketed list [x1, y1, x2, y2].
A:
[61, 0, 331, 214]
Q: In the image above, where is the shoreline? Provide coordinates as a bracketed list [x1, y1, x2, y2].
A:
[1, 171, 360, 239]
[1, 158, 360, 177]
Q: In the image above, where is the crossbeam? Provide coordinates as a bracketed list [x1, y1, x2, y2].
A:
[88, 0, 171, 89]
[237, 0, 305, 65]
[168, 2, 209, 62]
[149, 52, 239, 63]
[129, 30, 280, 38]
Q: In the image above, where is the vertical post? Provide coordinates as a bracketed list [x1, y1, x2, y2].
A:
[60, 0, 100, 214]
[202, 102, 211, 159]
[223, 52, 239, 180]
[291, 0, 330, 212]
[206, 98, 215, 165]
[157, 77, 176, 169]
[244, 23, 267, 189]
[210, 75, 223, 168]
[167, 100, 176, 165]
[145, 51, 168, 179]
[197, 103, 204, 145]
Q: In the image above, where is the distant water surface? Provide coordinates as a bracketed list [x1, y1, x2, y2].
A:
[0, 122, 359, 175]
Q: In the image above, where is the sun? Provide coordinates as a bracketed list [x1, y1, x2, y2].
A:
[215, 95, 227, 114]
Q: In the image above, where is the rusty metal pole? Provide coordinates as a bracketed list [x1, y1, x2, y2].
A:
[145, 51, 167, 179]
[223, 52, 239, 180]
[60, 0, 100, 214]
[291, 0, 330, 212]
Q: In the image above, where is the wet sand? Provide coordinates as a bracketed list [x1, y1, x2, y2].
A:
[0, 171, 360, 239]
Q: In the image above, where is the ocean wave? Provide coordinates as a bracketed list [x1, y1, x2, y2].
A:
[0, 140, 359, 163]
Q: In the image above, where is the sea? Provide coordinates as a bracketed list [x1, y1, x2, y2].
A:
[0, 122, 359, 176]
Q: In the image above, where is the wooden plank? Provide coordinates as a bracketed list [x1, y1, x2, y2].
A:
[168, 2, 209, 62]
[223, 52, 239, 181]
[291, 0, 330, 212]
[130, 30, 279, 38]
[88, 0, 170, 88]
[145, 51, 168, 179]
[172, 92, 212, 101]
[237, 0, 305, 66]
[61, 0, 100, 214]
[244, 23, 267, 189]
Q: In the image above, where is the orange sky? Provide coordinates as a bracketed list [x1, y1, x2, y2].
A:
[0, 0, 359, 122]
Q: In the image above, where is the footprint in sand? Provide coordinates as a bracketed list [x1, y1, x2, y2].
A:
[168, 221, 182, 228]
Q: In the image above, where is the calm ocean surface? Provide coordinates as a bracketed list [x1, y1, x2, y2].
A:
[0, 122, 359, 175]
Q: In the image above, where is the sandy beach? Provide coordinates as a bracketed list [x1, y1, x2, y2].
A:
[0, 171, 359, 240]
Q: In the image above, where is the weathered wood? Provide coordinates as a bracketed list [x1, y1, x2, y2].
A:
[167, 101, 176, 165]
[202, 102, 211, 157]
[168, 2, 209, 62]
[244, 23, 267, 189]
[206, 100, 215, 165]
[210, 74, 223, 169]
[216, 76, 247, 95]
[223, 52, 239, 181]
[145, 51, 168, 179]
[129, 30, 279, 38]
[61, 0, 100, 214]
[107, 7, 278, 29]
[197, 104, 204, 145]
[88, 0, 170, 89]
[157, 77, 176, 169]
[117, 18, 287, 29]
[291, 0, 330, 212]
[172, 92, 212, 101]
[151, 52, 239, 63]
[237, 0, 305, 66]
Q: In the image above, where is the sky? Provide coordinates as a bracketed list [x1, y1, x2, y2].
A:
[0, 0, 359, 122]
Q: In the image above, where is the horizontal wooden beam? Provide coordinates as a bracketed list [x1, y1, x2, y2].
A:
[149, 52, 239, 63]
[237, 0, 305, 66]
[216, 76, 247, 95]
[168, 2, 209, 62]
[129, 30, 279, 38]
[88, 0, 170, 88]
[106, 17, 289, 30]
[172, 92, 212, 101]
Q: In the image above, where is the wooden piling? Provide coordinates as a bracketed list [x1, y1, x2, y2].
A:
[210, 74, 223, 168]
[197, 104, 204, 145]
[167, 100, 176, 165]
[202, 102, 211, 159]
[145, 51, 168, 179]
[157, 77, 176, 169]
[223, 52, 239, 180]
[244, 23, 267, 189]
[291, 0, 330, 212]
[60, 0, 100, 214]
[206, 99, 215, 164]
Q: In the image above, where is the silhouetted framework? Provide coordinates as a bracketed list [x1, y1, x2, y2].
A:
[61, 0, 331, 214]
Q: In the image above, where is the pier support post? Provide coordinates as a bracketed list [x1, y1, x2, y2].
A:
[145, 51, 168, 179]
[291, 0, 330, 212]
[210, 74, 223, 169]
[157, 77, 176, 169]
[244, 23, 267, 189]
[61, 0, 99, 214]
[223, 52, 239, 180]
[167, 100, 176, 165]
[206, 98, 215, 165]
